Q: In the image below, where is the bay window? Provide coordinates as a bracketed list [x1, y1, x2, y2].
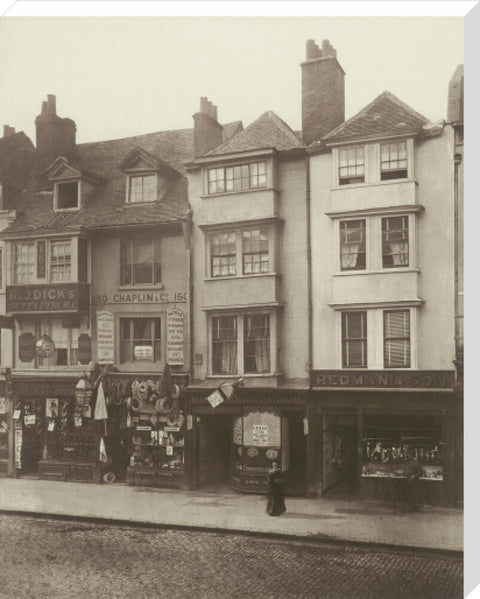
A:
[208, 227, 271, 278]
[207, 161, 267, 195]
[212, 313, 271, 375]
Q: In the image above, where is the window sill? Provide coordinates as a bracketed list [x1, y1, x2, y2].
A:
[124, 200, 159, 207]
[204, 273, 279, 282]
[331, 178, 416, 192]
[53, 207, 80, 212]
[200, 187, 274, 199]
[117, 284, 165, 291]
[333, 268, 419, 277]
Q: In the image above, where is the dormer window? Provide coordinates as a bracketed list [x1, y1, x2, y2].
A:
[128, 173, 157, 204]
[55, 181, 80, 210]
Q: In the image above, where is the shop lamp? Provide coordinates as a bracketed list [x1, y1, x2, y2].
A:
[75, 372, 93, 408]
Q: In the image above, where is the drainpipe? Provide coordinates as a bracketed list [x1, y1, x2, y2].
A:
[453, 147, 461, 358]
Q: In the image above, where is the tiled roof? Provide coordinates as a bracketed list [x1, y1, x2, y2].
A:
[2, 121, 242, 235]
[206, 111, 304, 156]
[320, 91, 429, 144]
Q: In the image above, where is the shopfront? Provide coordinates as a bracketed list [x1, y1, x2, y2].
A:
[186, 388, 310, 496]
[311, 370, 459, 507]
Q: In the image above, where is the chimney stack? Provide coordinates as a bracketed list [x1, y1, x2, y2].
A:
[301, 39, 345, 145]
[35, 94, 77, 173]
[3, 125, 16, 138]
[193, 97, 223, 157]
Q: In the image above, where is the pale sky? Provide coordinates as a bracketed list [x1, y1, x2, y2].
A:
[0, 16, 464, 145]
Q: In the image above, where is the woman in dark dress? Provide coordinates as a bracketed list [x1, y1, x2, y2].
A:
[266, 462, 286, 516]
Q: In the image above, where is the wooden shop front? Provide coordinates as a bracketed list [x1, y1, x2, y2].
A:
[311, 370, 459, 507]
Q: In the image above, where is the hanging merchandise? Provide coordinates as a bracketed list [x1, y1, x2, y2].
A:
[99, 436, 108, 463]
[94, 382, 108, 420]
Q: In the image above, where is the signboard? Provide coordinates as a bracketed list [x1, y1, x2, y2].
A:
[78, 334, 92, 365]
[35, 335, 55, 358]
[97, 310, 114, 365]
[167, 309, 184, 366]
[134, 345, 153, 360]
[6, 283, 90, 313]
[252, 424, 269, 446]
[92, 291, 187, 305]
[37, 240, 46, 279]
[310, 370, 456, 390]
[18, 332, 35, 363]
[207, 389, 225, 409]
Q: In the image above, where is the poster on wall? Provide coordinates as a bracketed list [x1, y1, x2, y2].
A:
[14, 429, 22, 469]
[97, 311, 114, 364]
[252, 424, 269, 446]
[233, 417, 243, 445]
[167, 309, 184, 365]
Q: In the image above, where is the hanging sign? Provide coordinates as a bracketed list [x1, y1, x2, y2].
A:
[207, 389, 225, 409]
[36, 334, 55, 358]
[97, 310, 114, 364]
[46, 398, 59, 419]
[18, 332, 35, 363]
[167, 309, 184, 366]
[24, 414, 36, 426]
[13, 410, 21, 420]
[78, 334, 92, 365]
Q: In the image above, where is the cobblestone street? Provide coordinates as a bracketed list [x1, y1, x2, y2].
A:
[0, 514, 462, 599]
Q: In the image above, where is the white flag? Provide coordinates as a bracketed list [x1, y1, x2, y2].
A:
[94, 382, 108, 420]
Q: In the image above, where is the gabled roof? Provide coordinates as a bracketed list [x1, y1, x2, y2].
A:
[206, 111, 304, 156]
[320, 91, 429, 145]
[1, 120, 241, 235]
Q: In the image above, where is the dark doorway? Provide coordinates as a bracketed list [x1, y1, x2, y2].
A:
[16, 400, 45, 475]
[197, 415, 232, 488]
[286, 413, 307, 496]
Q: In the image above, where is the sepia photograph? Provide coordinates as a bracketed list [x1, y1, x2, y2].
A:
[0, 3, 471, 598]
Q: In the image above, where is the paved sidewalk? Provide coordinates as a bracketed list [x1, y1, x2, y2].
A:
[0, 478, 463, 552]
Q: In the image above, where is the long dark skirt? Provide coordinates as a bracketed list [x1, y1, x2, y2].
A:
[266, 472, 286, 516]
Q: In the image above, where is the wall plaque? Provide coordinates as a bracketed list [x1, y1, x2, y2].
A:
[167, 309, 184, 366]
[18, 332, 35, 363]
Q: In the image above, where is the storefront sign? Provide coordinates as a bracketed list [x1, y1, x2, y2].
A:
[6, 283, 90, 313]
[134, 346, 153, 360]
[37, 240, 46, 279]
[18, 332, 35, 363]
[311, 370, 456, 390]
[92, 291, 187, 305]
[252, 424, 269, 446]
[97, 311, 114, 365]
[167, 309, 184, 365]
[78, 334, 92, 365]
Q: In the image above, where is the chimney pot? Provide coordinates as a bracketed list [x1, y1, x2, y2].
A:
[47, 94, 56, 116]
[306, 39, 320, 60]
[3, 125, 15, 137]
[193, 96, 223, 157]
[41, 101, 47, 115]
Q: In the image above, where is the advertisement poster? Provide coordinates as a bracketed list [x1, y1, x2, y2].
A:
[97, 310, 114, 364]
[14, 429, 22, 469]
[252, 424, 269, 446]
[167, 309, 184, 365]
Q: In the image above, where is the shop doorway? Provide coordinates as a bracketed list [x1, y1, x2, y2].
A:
[197, 415, 232, 488]
[322, 413, 358, 498]
[15, 400, 45, 476]
[286, 413, 307, 496]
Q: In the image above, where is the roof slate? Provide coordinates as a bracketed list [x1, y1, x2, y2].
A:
[206, 111, 304, 156]
[320, 91, 429, 144]
[2, 120, 242, 235]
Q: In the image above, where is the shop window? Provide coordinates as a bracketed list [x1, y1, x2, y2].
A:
[242, 229, 269, 274]
[50, 240, 72, 282]
[212, 316, 238, 375]
[382, 216, 409, 268]
[212, 313, 271, 376]
[340, 220, 366, 270]
[120, 317, 161, 363]
[128, 174, 157, 203]
[120, 239, 161, 286]
[207, 161, 267, 195]
[384, 310, 410, 368]
[211, 232, 236, 278]
[13, 241, 35, 284]
[55, 181, 79, 210]
[380, 141, 407, 180]
[342, 311, 367, 368]
[338, 147, 365, 185]
[37, 321, 80, 368]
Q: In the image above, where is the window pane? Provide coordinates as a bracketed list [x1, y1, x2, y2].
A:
[120, 318, 160, 363]
[244, 314, 270, 373]
[338, 147, 365, 184]
[342, 312, 367, 368]
[340, 220, 366, 270]
[384, 310, 410, 368]
[212, 316, 237, 374]
[382, 216, 409, 267]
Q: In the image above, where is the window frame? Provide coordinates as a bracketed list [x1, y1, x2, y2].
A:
[338, 146, 365, 186]
[380, 141, 408, 181]
[126, 173, 158, 204]
[49, 239, 72, 283]
[119, 316, 162, 364]
[382, 215, 409, 268]
[54, 180, 81, 211]
[339, 219, 366, 271]
[210, 312, 273, 376]
[12, 241, 36, 284]
[383, 309, 411, 368]
[207, 226, 272, 279]
[120, 238, 162, 287]
[207, 161, 267, 195]
[341, 311, 367, 368]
